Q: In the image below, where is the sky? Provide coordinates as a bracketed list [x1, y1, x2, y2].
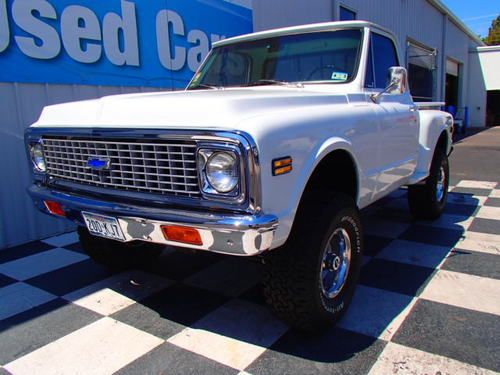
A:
[441, 0, 499, 38]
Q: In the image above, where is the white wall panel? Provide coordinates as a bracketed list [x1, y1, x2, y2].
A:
[467, 52, 487, 127]
[0, 82, 170, 250]
[478, 48, 500, 91]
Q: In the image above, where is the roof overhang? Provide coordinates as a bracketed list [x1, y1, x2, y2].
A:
[427, 0, 485, 46]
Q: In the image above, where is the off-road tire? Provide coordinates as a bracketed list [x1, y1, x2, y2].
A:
[263, 192, 363, 333]
[408, 149, 449, 220]
[78, 227, 163, 270]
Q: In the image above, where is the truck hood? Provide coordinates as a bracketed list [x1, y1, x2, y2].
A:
[33, 87, 349, 131]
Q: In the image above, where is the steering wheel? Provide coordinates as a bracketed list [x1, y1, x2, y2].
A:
[306, 64, 337, 81]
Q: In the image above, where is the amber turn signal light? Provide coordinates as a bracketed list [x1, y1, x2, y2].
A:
[161, 225, 203, 246]
[272, 157, 293, 176]
[44, 200, 66, 217]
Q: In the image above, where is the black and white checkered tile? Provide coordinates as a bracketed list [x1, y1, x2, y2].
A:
[0, 180, 499, 375]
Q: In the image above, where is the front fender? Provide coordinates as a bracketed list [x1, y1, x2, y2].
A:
[235, 99, 376, 250]
[261, 136, 360, 249]
[297, 136, 360, 203]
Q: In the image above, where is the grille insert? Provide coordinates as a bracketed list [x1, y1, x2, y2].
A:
[43, 137, 200, 197]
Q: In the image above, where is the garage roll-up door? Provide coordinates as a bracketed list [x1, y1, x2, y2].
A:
[446, 59, 459, 77]
[407, 42, 437, 102]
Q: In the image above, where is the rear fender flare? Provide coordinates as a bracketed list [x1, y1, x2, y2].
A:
[416, 110, 452, 177]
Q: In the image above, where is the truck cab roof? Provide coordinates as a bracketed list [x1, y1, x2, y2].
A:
[213, 21, 397, 48]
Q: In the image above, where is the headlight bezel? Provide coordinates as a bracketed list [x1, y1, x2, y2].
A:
[197, 145, 245, 202]
[206, 151, 239, 193]
[29, 140, 47, 173]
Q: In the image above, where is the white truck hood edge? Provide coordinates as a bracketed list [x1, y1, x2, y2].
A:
[32, 88, 348, 132]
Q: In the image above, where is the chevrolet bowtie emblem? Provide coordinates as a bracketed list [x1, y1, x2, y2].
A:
[87, 157, 111, 170]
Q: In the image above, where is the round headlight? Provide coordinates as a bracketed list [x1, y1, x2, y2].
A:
[206, 152, 239, 193]
[30, 143, 46, 172]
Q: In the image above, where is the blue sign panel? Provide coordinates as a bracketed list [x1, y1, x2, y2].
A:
[0, 0, 252, 88]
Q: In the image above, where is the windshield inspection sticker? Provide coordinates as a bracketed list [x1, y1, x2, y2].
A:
[331, 72, 349, 82]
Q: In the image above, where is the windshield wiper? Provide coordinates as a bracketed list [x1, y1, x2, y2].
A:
[188, 84, 221, 90]
[245, 79, 300, 87]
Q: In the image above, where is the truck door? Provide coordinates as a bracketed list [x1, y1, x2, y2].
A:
[365, 32, 419, 199]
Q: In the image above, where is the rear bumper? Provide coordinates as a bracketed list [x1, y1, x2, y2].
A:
[28, 184, 278, 256]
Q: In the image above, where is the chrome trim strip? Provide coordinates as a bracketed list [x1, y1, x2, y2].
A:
[28, 184, 277, 256]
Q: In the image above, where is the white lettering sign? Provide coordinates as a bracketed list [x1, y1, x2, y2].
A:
[156, 9, 186, 71]
[0, 0, 226, 73]
[0, 0, 9, 52]
[61, 5, 101, 63]
[103, 0, 139, 66]
[187, 29, 209, 71]
[12, 0, 61, 59]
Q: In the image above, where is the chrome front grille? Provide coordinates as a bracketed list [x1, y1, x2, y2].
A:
[42, 137, 200, 197]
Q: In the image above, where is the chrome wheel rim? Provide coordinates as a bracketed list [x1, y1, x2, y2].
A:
[320, 227, 351, 299]
[436, 166, 446, 202]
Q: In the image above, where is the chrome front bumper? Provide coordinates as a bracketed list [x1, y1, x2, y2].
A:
[28, 185, 278, 256]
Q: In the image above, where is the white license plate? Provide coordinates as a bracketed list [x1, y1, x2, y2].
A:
[82, 212, 126, 242]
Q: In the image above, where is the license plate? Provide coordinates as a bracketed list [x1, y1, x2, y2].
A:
[82, 212, 126, 242]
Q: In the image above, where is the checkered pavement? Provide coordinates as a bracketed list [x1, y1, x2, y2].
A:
[0, 180, 499, 375]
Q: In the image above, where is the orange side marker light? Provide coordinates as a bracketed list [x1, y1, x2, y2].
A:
[161, 225, 203, 246]
[272, 157, 293, 176]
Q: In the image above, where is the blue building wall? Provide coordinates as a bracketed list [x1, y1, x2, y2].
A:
[0, 0, 252, 87]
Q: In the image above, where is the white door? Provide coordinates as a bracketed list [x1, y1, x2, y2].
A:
[365, 32, 419, 199]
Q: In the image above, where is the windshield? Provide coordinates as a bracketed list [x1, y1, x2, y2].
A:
[188, 29, 363, 89]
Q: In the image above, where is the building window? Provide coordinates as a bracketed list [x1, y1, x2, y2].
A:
[407, 42, 437, 102]
[365, 33, 399, 89]
[340, 6, 356, 21]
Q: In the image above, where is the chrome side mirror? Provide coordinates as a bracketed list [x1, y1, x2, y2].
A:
[371, 66, 409, 103]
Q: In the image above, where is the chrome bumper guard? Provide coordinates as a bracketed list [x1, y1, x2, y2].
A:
[28, 185, 278, 256]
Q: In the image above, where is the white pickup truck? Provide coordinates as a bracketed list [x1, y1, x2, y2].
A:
[26, 21, 453, 332]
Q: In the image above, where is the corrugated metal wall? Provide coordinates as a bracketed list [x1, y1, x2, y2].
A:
[253, 0, 333, 31]
[0, 83, 167, 249]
